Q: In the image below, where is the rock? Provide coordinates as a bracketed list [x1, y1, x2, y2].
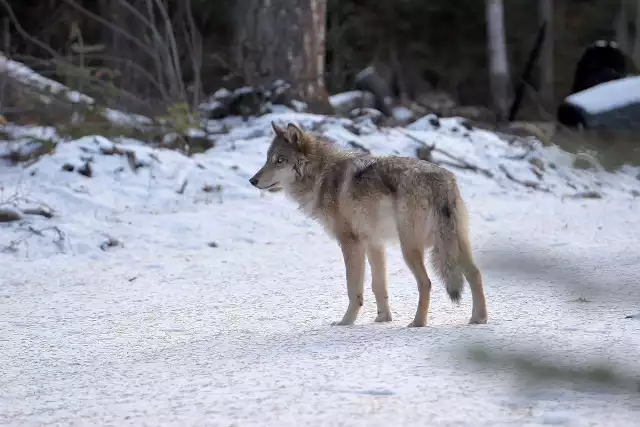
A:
[502, 121, 554, 145]
[529, 157, 546, 171]
[416, 145, 434, 162]
[392, 106, 414, 123]
[407, 113, 441, 131]
[572, 153, 602, 171]
[329, 91, 376, 117]
[350, 107, 384, 125]
[354, 66, 394, 116]
[77, 161, 93, 177]
[558, 75, 640, 131]
[199, 80, 299, 120]
[100, 236, 122, 251]
[415, 91, 456, 116]
[346, 108, 384, 135]
[267, 80, 293, 106]
[451, 105, 497, 125]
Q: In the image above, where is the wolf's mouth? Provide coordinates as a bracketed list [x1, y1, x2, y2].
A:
[260, 183, 280, 190]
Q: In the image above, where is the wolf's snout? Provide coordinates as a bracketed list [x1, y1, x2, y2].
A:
[249, 176, 259, 187]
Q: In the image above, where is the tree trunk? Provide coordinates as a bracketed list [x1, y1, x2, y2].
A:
[539, 0, 554, 108]
[616, 0, 630, 54]
[633, 0, 640, 68]
[234, 0, 332, 114]
[485, 0, 511, 122]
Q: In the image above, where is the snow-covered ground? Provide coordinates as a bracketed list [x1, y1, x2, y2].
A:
[2, 100, 640, 424]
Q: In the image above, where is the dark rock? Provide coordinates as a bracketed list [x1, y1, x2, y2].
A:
[354, 66, 394, 116]
[350, 107, 384, 126]
[347, 140, 371, 154]
[416, 145, 434, 162]
[451, 105, 497, 125]
[329, 91, 376, 117]
[558, 75, 640, 131]
[77, 161, 93, 177]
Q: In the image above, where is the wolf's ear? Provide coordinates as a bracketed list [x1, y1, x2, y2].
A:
[271, 121, 287, 138]
[286, 123, 308, 153]
[286, 123, 304, 144]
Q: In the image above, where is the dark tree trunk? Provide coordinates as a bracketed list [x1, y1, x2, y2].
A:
[234, 0, 333, 114]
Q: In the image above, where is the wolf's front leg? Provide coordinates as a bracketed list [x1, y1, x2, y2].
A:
[332, 237, 366, 326]
[367, 244, 392, 322]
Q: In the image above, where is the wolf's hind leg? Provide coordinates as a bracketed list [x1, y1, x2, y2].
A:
[458, 232, 488, 324]
[400, 242, 432, 328]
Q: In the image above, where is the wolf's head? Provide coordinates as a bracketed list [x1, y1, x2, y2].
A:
[249, 122, 312, 192]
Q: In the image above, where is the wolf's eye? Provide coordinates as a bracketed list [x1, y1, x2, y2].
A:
[276, 156, 286, 164]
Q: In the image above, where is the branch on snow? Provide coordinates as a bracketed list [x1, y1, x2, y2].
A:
[498, 164, 550, 192]
[0, 205, 54, 223]
[397, 129, 494, 178]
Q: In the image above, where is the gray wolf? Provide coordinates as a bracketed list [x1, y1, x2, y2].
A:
[249, 121, 488, 327]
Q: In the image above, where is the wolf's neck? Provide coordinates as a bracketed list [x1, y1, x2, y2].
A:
[286, 146, 345, 211]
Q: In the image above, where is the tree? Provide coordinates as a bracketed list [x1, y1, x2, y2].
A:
[633, 0, 640, 67]
[233, 0, 332, 113]
[539, 0, 554, 108]
[485, 0, 511, 122]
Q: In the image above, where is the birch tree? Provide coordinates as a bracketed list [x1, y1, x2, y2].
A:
[485, 0, 511, 122]
[616, 0, 640, 68]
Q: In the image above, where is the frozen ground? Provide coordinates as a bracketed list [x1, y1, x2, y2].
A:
[1, 103, 640, 424]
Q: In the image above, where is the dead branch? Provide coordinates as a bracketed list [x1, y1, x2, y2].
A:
[434, 148, 494, 178]
[0, 206, 23, 222]
[561, 190, 603, 200]
[21, 206, 54, 219]
[60, 0, 157, 63]
[2, 225, 68, 254]
[503, 142, 535, 160]
[177, 179, 188, 194]
[499, 164, 550, 192]
[398, 129, 494, 178]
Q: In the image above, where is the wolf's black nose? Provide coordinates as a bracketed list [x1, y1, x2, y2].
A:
[249, 177, 258, 187]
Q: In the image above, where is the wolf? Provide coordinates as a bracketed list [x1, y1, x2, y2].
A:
[249, 121, 488, 327]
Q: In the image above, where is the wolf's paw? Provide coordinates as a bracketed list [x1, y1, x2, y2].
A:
[406, 320, 427, 328]
[468, 316, 488, 325]
[374, 311, 392, 323]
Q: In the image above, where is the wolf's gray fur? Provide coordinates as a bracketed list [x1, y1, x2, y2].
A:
[250, 122, 488, 327]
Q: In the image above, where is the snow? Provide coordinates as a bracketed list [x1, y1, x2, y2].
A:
[564, 75, 640, 115]
[329, 91, 367, 108]
[0, 53, 93, 105]
[0, 54, 152, 128]
[392, 106, 414, 122]
[2, 68, 640, 425]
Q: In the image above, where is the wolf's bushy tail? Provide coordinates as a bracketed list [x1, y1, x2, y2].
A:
[430, 188, 466, 303]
